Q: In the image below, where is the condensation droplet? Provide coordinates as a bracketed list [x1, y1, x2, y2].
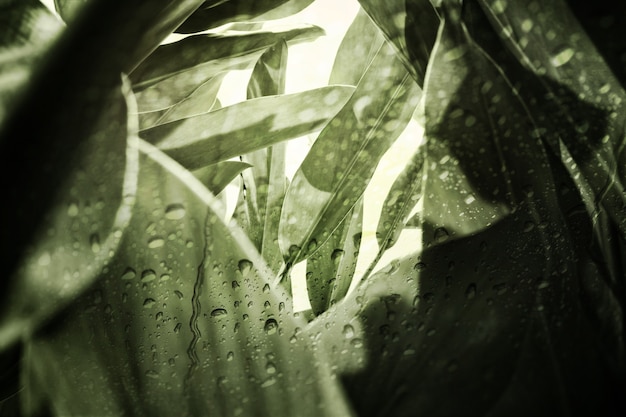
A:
[342, 324, 355, 339]
[265, 362, 276, 374]
[121, 267, 136, 280]
[141, 269, 157, 282]
[465, 283, 477, 300]
[144, 370, 159, 379]
[67, 202, 79, 217]
[174, 290, 183, 300]
[238, 259, 253, 276]
[148, 237, 165, 249]
[211, 308, 228, 317]
[434, 227, 450, 243]
[264, 318, 278, 335]
[90, 234, 101, 253]
[226, 351, 234, 361]
[165, 203, 186, 220]
[551, 47, 575, 67]
[143, 298, 156, 308]
[174, 322, 182, 333]
[262, 283, 270, 294]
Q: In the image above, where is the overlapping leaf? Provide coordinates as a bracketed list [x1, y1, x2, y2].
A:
[357, 0, 439, 86]
[176, 0, 315, 34]
[193, 160, 252, 195]
[130, 24, 324, 90]
[278, 41, 421, 267]
[140, 85, 354, 170]
[20, 141, 354, 417]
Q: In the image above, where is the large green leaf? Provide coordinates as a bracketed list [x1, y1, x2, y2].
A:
[130, 24, 324, 90]
[278, 42, 421, 267]
[357, 0, 439, 86]
[21, 141, 354, 417]
[140, 85, 354, 170]
[175, 0, 315, 34]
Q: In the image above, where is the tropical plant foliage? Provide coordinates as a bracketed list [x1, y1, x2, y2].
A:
[1, 0, 625, 416]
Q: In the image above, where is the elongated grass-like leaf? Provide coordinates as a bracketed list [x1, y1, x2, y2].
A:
[193, 160, 252, 195]
[306, 200, 363, 315]
[236, 39, 289, 275]
[375, 147, 424, 249]
[176, 0, 314, 33]
[21, 141, 354, 417]
[140, 85, 354, 170]
[278, 42, 421, 266]
[328, 7, 385, 86]
[131, 24, 324, 90]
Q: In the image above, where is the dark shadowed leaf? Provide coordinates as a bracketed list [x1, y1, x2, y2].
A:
[357, 0, 439, 85]
[278, 42, 421, 266]
[306, 200, 363, 315]
[176, 0, 315, 33]
[54, 0, 89, 22]
[140, 85, 354, 170]
[131, 24, 324, 90]
[193, 160, 252, 195]
[20, 141, 353, 417]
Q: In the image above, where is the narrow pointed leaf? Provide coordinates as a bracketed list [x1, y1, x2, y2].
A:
[247, 38, 288, 98]
[278, 42, 421, 265]
[376, 147, 424, 249]
[131, 24, 324, 90]
[193, 160, 252, 195]
[329, 7, 385, 86]
[21, 140, 353, 417]
[140, 85, 355, 170]
[176, 0, 314, 34]
[137, 73, 224, 129]
[306, 200, 363, 315]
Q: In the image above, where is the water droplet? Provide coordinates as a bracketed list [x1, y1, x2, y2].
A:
[492, 283, 507, 295]
[211, 308, 228, 317]
[331, 249, 344, 264]
[232, 280, 240, 289]
[465, 283, 477, 300]
[278, 302, 285, 312]
[426, 329, 436, 336]
[265, 362, 276, 374]
[165, 204, 186, 220]
[160, 274, 170, 282]
[521, 19, 533, 32]
[121, 267, 136, 280]
[414, 262, 427, 271]
[551, 47, 575, 67]
[144, 370, 159, 379]
[262, 283, 270, 294]
[174, 290, 183, 300]
[342, 324, 355, 339]
[350, 338, 363, 348]
[38, 252, 51, 266]
[537, 281, 550, 289]
[174, 322, 182, 333]
[155, 311, 163, 321]
[523, 221, 535, 232]
[143, 298, 156, 308]
[261, 377, 277, 388]
[67, 202, 79, 217]
[238, 259, 253, 275]
[264, 318, 278, 335]
[141, 269, 157, 282]
[89, 234, 101, 253]
[148, 237, 165, 249]
[307, 239, 318, 254]
[434, 227, 450, 243]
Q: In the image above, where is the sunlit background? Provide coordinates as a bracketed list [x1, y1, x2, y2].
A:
[41, 0, 424, 311]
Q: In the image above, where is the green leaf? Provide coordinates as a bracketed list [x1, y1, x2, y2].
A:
[373, 146, 423, 254]
[193, 160, 252, 195]
[21, 140, 353, 417]
[138, 73, 226, 130]
[306, 199, 363, 315]
[328, 7, 385, 86]
[130, 24, 324, 90]
[236, 39, 289, 275]
[176, 0, 315, 34]
[278, 42, 421, 266]
[357, 0, 439, 85]
[140, 85, 355, 170]
[54, 0, 89, 22]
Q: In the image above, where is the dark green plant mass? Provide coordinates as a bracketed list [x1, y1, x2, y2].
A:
[1, 0, 625, 416]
